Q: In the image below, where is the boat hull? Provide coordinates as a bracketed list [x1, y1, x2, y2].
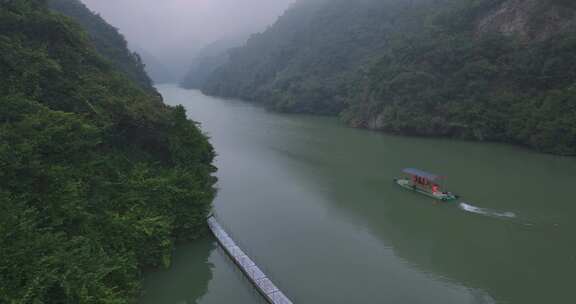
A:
[394, 178, 458, 201]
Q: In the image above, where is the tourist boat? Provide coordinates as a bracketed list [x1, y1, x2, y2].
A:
[394, 168, 459, 201]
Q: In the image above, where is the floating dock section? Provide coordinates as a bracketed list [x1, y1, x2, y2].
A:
[207, 217, 293, 304]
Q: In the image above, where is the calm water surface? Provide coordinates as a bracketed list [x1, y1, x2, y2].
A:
[141, 85, 576, 304]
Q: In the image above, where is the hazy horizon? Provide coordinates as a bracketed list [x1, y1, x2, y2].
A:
[82, 0, 295, 79]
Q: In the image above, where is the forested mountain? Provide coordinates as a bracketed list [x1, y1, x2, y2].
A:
[0, 1, 216, 303]
[180, 35, 247, 89]
[204, 0, 576, 155]
[48, 0, 156, 92]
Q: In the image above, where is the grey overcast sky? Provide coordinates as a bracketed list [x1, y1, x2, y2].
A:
[82, 0, 294, 71]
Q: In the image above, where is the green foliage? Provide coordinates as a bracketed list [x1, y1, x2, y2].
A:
[204, 0, 576, 155]
[47, 0, 156, 93]
[0, 1, 216, 303]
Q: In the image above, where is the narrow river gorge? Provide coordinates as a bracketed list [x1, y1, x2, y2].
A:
[140, 85, 576, 304]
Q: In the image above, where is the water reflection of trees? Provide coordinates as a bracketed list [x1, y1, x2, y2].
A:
[140, 237, 215, 304]
[282, 126, 575, 304]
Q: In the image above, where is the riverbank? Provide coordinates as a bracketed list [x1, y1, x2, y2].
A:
[144, 85, 576, 304]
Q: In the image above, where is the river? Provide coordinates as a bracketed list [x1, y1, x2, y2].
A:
[140, 85, 576, 304]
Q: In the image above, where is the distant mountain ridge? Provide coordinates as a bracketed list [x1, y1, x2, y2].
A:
[202, 0, 576, 155]
[180, 35, 248, 89]
[134, 46, 177, 84]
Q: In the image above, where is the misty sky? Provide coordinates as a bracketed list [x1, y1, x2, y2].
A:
[82, 0, 294, 74]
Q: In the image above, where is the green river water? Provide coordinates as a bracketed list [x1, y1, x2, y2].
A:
[140, 85, 576, 304]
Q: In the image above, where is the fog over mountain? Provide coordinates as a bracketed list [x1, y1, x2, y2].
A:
[82, 0, 295, 79]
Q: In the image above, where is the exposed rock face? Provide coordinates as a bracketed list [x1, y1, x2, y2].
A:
[476, 0, 576, 42]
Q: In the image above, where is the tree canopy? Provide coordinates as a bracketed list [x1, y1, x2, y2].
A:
[0, 1, 216, 302]
[203, 0, 576, 155]
[48, 0, 156, 93]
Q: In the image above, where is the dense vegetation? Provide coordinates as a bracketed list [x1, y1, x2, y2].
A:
[0, 0, 216, 302]
[203, 0, 576, 155]
[48, 0, 156, 93]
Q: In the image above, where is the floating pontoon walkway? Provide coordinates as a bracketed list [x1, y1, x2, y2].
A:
[207, 217, 293, 304]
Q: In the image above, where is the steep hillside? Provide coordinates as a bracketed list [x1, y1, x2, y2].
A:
[181, 36, 247, 89]
[475, 0, 576, 42]
[203, 0, 370, 114]
[48, 0, 156, 92]
[0, 1, 215, 303]
[204, 0, 576, 154]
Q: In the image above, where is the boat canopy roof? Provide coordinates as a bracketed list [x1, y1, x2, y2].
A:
[402, 168, 444, 181]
